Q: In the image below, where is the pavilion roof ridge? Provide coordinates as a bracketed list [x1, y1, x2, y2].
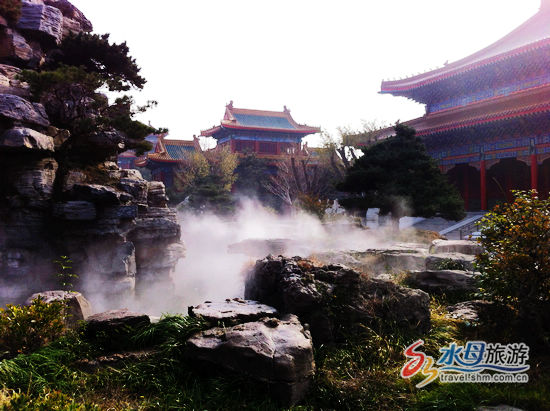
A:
[381, 5, 550, 94]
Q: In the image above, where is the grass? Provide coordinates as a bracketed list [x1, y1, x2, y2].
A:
[0, 301, 548, 410]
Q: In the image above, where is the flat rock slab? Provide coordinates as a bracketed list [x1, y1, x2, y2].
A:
[17, 2, 63, 44]
[407, 270, 478, 293]
[189, 299, 278, 325]
[446, 300, 494, 322]
[430, 239, 483, 256]
[425, 253, 476, 271]
[85, 309, 150, 339]
[26, 290, 92, 328]
[187, 314, 314, 406]
[0, 127, 54, 152]
[0, 94, 49, 127]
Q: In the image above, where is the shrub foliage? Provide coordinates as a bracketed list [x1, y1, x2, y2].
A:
[0, 298, 65, 358]
[475, 190, 550, 340]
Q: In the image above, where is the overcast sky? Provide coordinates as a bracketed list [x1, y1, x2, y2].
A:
[70, 0, 540, 145]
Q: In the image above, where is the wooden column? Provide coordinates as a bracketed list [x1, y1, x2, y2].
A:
[463, 167, 470, 211]
[480, 160, 487, 210]
[254, 141, 260, 153]
[531, 154, 538, 192]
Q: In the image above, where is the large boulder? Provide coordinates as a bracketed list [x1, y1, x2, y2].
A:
[147, 181, 167, 207]
[5, 157, 58, 208]
[0, 30, 42, 67]
[0, 64, 30, 97]
[17, 2, 63, 45]
[0, 94, 49, 127]
[189, 299, 278, 325]
[187, 314, 314, 406]
[85, 309, 150, 350]
[406, 270, 478, 293]
[0, 127, 54, 152]
[26, 290, 92, 328]
[430, 239, 483, 256]
[43, 0, 93, 37]
[245, 256, 431, 344]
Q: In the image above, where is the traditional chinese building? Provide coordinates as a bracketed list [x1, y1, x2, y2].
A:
[200, 101, 320, 162]
[117, 133, 161, 170]
[125, 134, 201, 188]
[375, 1, 550, 210]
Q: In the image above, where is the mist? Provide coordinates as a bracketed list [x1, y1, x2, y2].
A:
[171, 197, 391, 311]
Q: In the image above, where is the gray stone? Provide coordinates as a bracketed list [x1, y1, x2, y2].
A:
[17, 2, 63, 45]
[44, 0, 92, 33]
[0, 94, 49, 127]
[446, 300, 494, 322]
[62, 169, 87, 191]
[8, 157, 58, 207]
[0, 64, 30, 97]
[85, 309, 150, 339]
[245, 256, 431, 344]
[187, 314, 314, 406]
[118, 170, 148, 205]
[0, 28, 36, 63]
[53, 201, 96, 220]
[26, 290, 92, 328]
[430, 239, 483, 256]
[477, 406, 524, 411]
[100, 205, 138, 220]
[0, 127, 54, 152]
[406, 270, 478, 293]
[131, 210, 180, 241]
[147, 181, 167, 207]
[189, 299, 279, 325]
[71, 183, 131, 204]
[425, 253, 476, 272]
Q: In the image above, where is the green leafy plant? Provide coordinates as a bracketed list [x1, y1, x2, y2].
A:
[54, 256, 78, 291]
[0, 299, 65, 358]
[475, 190, 550, 343]
[0, 389, 99, 410]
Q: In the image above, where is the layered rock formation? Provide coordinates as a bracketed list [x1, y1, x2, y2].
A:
[245, 256, 431, 344]
[0, 1, 184, 307]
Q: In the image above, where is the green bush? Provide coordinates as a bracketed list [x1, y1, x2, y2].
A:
[0, 298, 66, 358]
[0, 0, 22, 25]
[475, 190, 550, 342]
[0, 389, 98, 410]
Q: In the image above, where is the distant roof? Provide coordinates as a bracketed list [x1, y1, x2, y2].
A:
[135, 135, 200, 166]
[201, 102, 321, 137]
[381, 3, 550, 96]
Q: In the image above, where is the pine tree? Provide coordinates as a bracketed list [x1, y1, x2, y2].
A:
[338, 123, 465, 227]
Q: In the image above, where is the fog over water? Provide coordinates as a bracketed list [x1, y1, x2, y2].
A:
[172, 198, 390, 309]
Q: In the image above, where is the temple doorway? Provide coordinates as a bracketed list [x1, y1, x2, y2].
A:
[487, 158, 530, 208]
[447, 164, 481, 211]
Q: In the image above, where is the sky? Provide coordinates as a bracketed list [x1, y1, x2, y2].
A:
[70, 0, 541, 146]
